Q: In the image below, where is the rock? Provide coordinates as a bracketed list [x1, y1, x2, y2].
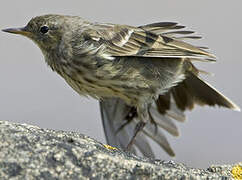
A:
[0, 120, 240, 180]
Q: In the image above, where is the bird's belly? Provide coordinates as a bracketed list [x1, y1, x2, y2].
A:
[59, 68, 154, 106]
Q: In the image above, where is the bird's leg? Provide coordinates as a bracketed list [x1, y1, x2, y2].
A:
[126, 121, 146, 150]
[126, 104, 149, 150]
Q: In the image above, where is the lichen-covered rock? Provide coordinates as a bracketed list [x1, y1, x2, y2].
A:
[0, 120, 240, 179]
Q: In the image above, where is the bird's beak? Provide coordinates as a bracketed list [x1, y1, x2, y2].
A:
[2, 26, 31, 37]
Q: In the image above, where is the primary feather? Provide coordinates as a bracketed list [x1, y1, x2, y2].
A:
[80, 22, 216, 62]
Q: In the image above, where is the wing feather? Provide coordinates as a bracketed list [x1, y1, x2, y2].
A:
[100, 98, 156, 157]
[142, 123, 175, 156]
[82, 22, 216, 62]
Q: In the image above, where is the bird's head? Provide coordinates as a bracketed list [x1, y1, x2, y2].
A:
[2, 14, 85, 58]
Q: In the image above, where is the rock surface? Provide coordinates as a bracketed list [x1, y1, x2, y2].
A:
[0, 120, 240, 180]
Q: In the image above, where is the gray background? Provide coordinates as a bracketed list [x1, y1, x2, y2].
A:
[0, 0, 241, 168]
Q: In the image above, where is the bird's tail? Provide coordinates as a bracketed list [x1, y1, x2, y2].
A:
[170, 71, 240, 111]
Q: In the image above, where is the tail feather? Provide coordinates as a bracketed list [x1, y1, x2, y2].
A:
[149, 105, 179, 136]
[142, 123, 175, 156]
[172, 72, 240, 111]
[134, 133, 155, 158]
[156, 94, 186, 122]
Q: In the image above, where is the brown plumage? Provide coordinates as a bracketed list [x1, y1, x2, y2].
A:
[3, 14, 240, 157]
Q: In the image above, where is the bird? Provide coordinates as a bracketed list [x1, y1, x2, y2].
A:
[2, 14, 240, 157]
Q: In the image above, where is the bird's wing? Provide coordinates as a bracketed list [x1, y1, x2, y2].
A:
[100, 70, 239, 157]
[82, 22, 216, 62]
[99, 96, 181, 157]
[100, 98, 155, 158]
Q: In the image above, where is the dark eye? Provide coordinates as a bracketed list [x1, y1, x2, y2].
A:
[40, 26, 49, 34]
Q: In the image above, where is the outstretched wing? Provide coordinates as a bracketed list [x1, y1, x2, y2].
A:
[100, 98, 175, 157]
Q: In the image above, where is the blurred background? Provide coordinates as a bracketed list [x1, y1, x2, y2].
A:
[0, 0, 241, 168]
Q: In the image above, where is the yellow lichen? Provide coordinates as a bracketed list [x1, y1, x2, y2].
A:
[232, 164, 242, 180]
[103, 144, 117, 150]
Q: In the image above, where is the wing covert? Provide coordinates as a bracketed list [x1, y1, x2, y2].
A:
[83, 23, 216, 62]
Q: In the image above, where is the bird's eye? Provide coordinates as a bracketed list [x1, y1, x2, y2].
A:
[40, 26, 49, 34]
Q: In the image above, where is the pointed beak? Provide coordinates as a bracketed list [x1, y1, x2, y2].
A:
[2, 27, 31, 37]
